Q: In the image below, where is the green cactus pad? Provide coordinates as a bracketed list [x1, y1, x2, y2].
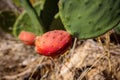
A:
[59, 0, 120, 39]
[13, 2, 43, 38]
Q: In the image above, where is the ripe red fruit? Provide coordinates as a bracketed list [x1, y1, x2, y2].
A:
[35, 30, 72, 57]
[18, 31, 36, 45]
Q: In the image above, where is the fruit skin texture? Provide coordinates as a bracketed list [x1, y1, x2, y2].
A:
[35, 30, 72, 57]
[18, 31, 36, 45]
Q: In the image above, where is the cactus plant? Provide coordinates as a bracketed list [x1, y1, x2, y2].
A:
[59, 0, 120, 39]
[20, 0, 45, 34]
[13, 1, 45, 38]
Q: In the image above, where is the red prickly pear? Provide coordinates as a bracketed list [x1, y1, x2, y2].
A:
[35, 30, 72, 57]
[18, 31, 36, 45]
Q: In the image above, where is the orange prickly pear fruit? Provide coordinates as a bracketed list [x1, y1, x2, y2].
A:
[18, 31, 36, 45]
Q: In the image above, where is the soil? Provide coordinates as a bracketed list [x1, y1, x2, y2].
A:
[0, 30, 120, 80]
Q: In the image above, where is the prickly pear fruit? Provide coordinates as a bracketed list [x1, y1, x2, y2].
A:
[35, 30, 72, 57]
[18, 31, 36, 45]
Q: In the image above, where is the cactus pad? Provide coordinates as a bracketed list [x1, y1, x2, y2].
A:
[59, 0, 120, 39]
[13, 2, 43, 38]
